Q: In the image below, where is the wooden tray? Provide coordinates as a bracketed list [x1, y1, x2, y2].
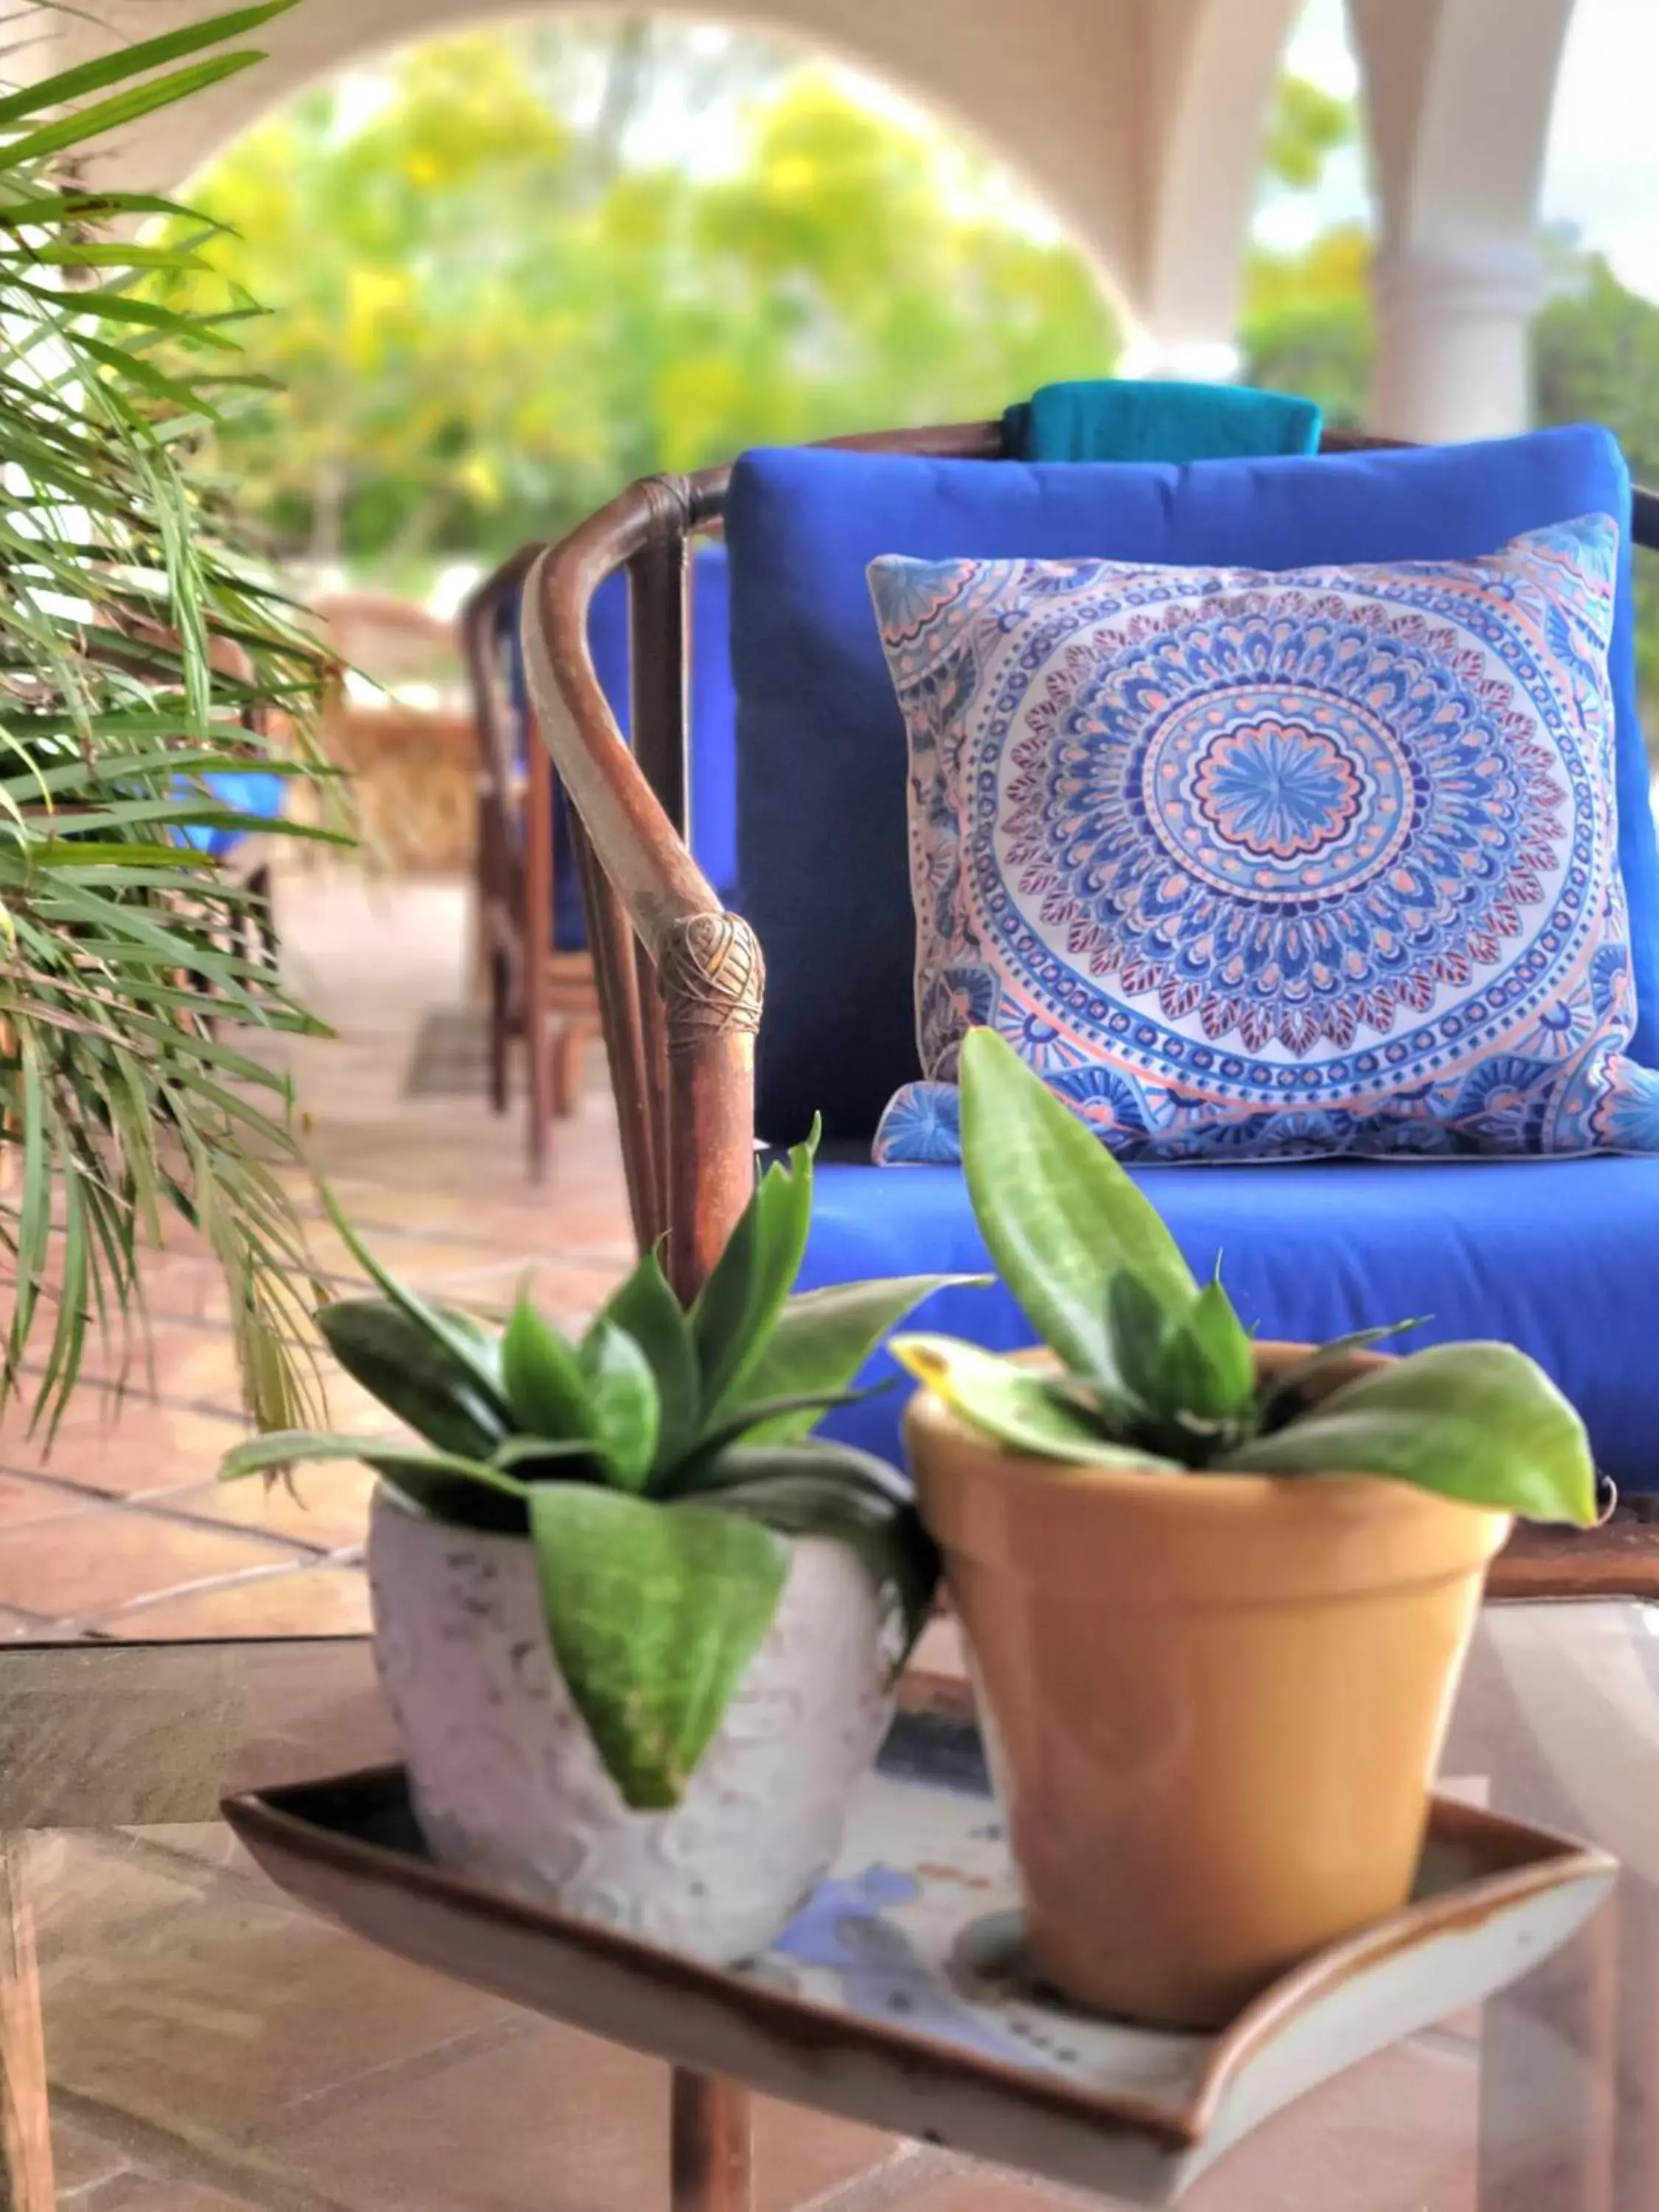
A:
[224, 1709, 1615, 2207]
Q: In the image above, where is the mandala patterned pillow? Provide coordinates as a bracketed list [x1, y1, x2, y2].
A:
[867, 518, 1659, 1164]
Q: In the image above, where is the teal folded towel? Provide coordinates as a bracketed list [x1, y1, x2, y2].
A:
[1002, 378, 1322, 464]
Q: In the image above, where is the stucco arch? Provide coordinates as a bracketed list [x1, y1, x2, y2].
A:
[52, 0, 1152, 332]
[39, 0, 1587, 441]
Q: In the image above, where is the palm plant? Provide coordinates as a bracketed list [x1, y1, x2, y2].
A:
[0, 4, 341, 1436]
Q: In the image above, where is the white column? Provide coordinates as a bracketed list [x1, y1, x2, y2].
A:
[1368, 239, 1543, 443]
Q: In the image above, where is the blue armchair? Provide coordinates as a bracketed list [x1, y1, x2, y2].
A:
[521, 420, 1659, 1589]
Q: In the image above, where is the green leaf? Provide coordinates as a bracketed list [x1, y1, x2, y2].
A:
[0, 3, 295, 132]
[317, 1299, 507, 1461]
[671, 1436, 914, 1512]
[490, 1437, 599, 1470]
[671, 1385, 884, 1473]
[1155, 1279, 1256, 1425]
[891, 1335, 1178, 1472]
[683, 1441, 939, 1663]
[319, 1185, 505, 1408]
[1104, 1270, 1171, 1403]
[1255, 1321, 1427, 1430]
[1217, 1342, 1598, 1525]
[595, 1249, 698, 1476]
[0, 55, 274, 172]
[959, 1028, 1197, 1380]
[219, 1430, 526, 1498]
[529, 1489, 789, 1810]
[501, 1292, 597, 1441]
[579, 1318, 660, 1492]
[724, 1273, 978, 1445]
[691, 1124, 818, 1419]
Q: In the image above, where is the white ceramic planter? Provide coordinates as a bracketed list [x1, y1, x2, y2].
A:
[366, 1492, 897, 1961]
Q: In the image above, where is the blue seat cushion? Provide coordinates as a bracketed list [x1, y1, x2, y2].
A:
[801, 1155, 1659, 1492]
[176, 769, 285, 858]
[504, 546, 739, 950]
[727, 429, 1659, 1145]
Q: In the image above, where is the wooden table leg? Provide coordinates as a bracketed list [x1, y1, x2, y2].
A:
[0, 1839, 54, 2211]
[671, 2070, 751, 2212]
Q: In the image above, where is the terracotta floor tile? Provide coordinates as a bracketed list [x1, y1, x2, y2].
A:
[752, 2104, 902, 2212]
[422, 1258, 627, 1318]
[1175, 2039, 1477, 2211]
[0, 1602, 76, 1639]
[3, 1405, 251, 1498]
[0, 1472, 100, 1528]
[0, 1510, 304, 1621]
[83, 2180, 270, 2212]
[880, 2175, 1074, 2212]
[159, 1464, 375, 1554]
[271, 2016, 894, 2212]
[102, 1564, 372, 1640]
[42, 1876, 514, 2149]
[49, 2109, 132, 2197]
[29, 1832, 249, 1958]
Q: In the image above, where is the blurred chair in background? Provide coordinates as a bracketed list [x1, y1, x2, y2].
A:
[461, 540, 735, 1178]
[310, 590, 475, 875]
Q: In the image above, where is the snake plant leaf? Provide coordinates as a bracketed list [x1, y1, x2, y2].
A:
[665, 1385, 885, 1479]
[317, 1298, 508, 1461]
[692, 1124, 819, 1420]
[671, 1436, 914, 1511]
[490, 1436, 602, 1470]
[959, 1028, 1197, 1381]
[723, 1274, 982, 1445]
[1218, 1342, 1598, 1525]
[219, 1429, 527, 1498]
[320, 1184, 507, 1414]
[1156, 1279, 1257, 1425]
[501, 1291, 598, 1442]
[891, 1335, 1179, 1472]
[529, 1489, 789, 1811]
[1104, 1270, 1172, 1404]
[681, 1441, 939, 1663]
[1254, 1320, 1427, 1430]
[579, 1318, 660, 1492]
[594, 1248, 698, 1476]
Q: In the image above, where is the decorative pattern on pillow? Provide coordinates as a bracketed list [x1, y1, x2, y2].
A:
[869, 518, 1659, 1163]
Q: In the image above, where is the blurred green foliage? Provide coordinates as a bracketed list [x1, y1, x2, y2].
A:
[152, 23, 1119, 566]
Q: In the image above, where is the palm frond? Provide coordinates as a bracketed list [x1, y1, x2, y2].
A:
[0, 2, 348, 1438]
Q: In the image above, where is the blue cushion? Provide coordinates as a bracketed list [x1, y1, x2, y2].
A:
[504, 544, 738, 950]
[801, 1155, 1659, 1491]
[727, 430, 1659, 1144]
[866, 521, 1650, 1162]
[176, 769, 285, 857]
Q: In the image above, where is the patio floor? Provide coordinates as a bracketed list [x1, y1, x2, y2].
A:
[0, 866, 637, 1641]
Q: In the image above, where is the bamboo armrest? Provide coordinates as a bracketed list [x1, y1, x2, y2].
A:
[522, 492, 729, 966]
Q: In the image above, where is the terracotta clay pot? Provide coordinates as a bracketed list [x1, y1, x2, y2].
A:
[367, 1492, 894, 1961]
[904, 1343, 1512, 2030]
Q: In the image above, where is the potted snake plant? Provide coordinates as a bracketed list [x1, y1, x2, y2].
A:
[895, 1028, 1599, 2031]
[223, 1133, 959, 1960]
